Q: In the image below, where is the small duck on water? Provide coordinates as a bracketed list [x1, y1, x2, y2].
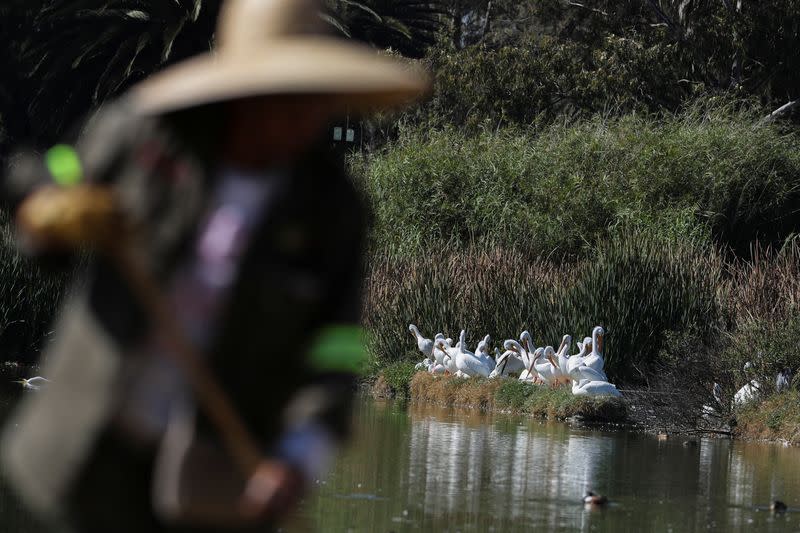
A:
[583, 491, 608, 507]
[770, 500, 788, 514]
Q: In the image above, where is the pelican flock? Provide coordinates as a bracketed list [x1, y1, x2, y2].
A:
[408, 324, 621, 398]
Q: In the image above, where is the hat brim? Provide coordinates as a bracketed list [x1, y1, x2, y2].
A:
[129, 36, 430, 115]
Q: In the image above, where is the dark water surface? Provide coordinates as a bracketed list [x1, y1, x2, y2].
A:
[2, 390, 800, 532]
[289, 397, 800, 532]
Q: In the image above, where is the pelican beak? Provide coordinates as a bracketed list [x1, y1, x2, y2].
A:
[547, 354, 559, 368]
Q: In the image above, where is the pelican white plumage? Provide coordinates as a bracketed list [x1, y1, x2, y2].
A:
[430, 362, 446, 374]
[435, 337, 459, 374]
[733, 380, 761, 407]
[414, 358, 432, 371]
[490, 345, 526, 378]
[568, 362, 608, 383]
[533, 347, 560, 386]
[520, 331, 536, 368]
[409, 324, 434, 359]
[583, 326, 607, 380]
[504, 340, 534, 381]
[432, 333, 447, 366]
[475, 335, 495, 367]
[572, 379, 622, 397]
[551, 335, 572, 387]
[14, 376, 50, 391]
[454, 330, 492, 378]
[566, 337, 591, 374]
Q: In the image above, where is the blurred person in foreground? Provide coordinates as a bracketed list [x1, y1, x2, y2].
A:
[0, 0, 428, 531]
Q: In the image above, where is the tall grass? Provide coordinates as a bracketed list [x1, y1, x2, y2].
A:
[363, 232, 722, 383]
[0, 212, 71, 362]
[353, 104, 800, 257]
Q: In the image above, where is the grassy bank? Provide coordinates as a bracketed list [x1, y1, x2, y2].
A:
[372, 371, 627, 424]
[734, 391, 800, 445]
[357, 105, 800, 432]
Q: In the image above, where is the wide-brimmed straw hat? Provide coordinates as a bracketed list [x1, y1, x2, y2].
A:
[130, 0, 430, 115]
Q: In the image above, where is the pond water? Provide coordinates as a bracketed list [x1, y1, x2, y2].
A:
[289, 397, 800, 532]
[1, 392, 799, 532]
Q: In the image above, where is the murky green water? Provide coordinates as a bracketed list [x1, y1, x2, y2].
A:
[2, 392, 800, 532]
[289, 397, 800, 532]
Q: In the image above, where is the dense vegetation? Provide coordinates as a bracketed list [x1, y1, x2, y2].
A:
[1, 1, 800, 429]
[356, 105, 800, 257]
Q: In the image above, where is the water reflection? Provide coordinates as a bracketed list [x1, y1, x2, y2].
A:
[294, 398, 800, 532]
[1, 392, 799, 532]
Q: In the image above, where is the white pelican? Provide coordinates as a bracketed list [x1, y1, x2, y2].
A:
[454, 330, 492, 378]
[475, 335, 495, 367]
[572, 379, 621, 397]
[520, 331, 536, 367]
[505, 340, 535, 381]
[733, 380, 761, 407]
[432, 333, 447, 366]
[435, 337, 459, 374]
[551, 335, 572, 387]
[430, 362, 446, 374]
[567, 336, 592, 375]
[489, 346, 526, 378]
[583, 326, 607, 379]
[14, 376, 50, 390]
[409, 324, 434, 358]
[533, 347, 559, 386]
[414, 358, 431, 371]
[568, 362, 608, 383]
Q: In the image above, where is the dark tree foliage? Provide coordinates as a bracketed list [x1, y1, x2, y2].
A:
[420, 0, 800, 131]
[0, 0, 446, 162]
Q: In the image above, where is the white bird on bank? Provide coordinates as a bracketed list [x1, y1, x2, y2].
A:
[476, 335, 495, 367]
[520, 331, 536, 368]
[455, 330, 493, 378]
[14, 376, 50, 391]
[414, 358, 431, 371]
[572, 379, 622, 397]
[567, 337, 592, 374]
[490, 344, 526, 378]
[432, 333, 447, 366]
[503, 340, 534, 381]
[733, 380, 761, 407]
[533, 347, 560, 386]
[583, 326, 607, 380]
[435, 337, 459, 374]
[551, 335, 572, 387]
[409, 324, 434, 359]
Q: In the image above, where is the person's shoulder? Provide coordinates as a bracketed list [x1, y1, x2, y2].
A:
[77, 98, 162, 168]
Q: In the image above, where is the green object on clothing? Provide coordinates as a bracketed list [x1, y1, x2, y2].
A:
[46, 144, 83, 186]
[309, 325, 365, 374]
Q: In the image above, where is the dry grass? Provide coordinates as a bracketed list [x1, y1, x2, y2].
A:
[734, 391, 800, 445]
[410, 372, 503, 410]
[407, 371, 627, 422]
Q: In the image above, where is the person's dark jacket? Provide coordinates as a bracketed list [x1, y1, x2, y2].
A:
[1, 100, 366, 532]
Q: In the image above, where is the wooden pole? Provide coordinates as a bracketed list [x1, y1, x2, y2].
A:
[107, 240, 263, 478]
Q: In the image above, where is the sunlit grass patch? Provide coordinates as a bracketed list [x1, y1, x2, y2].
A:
[735, 391, 800, 445]
[393, 372, 627, 423]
